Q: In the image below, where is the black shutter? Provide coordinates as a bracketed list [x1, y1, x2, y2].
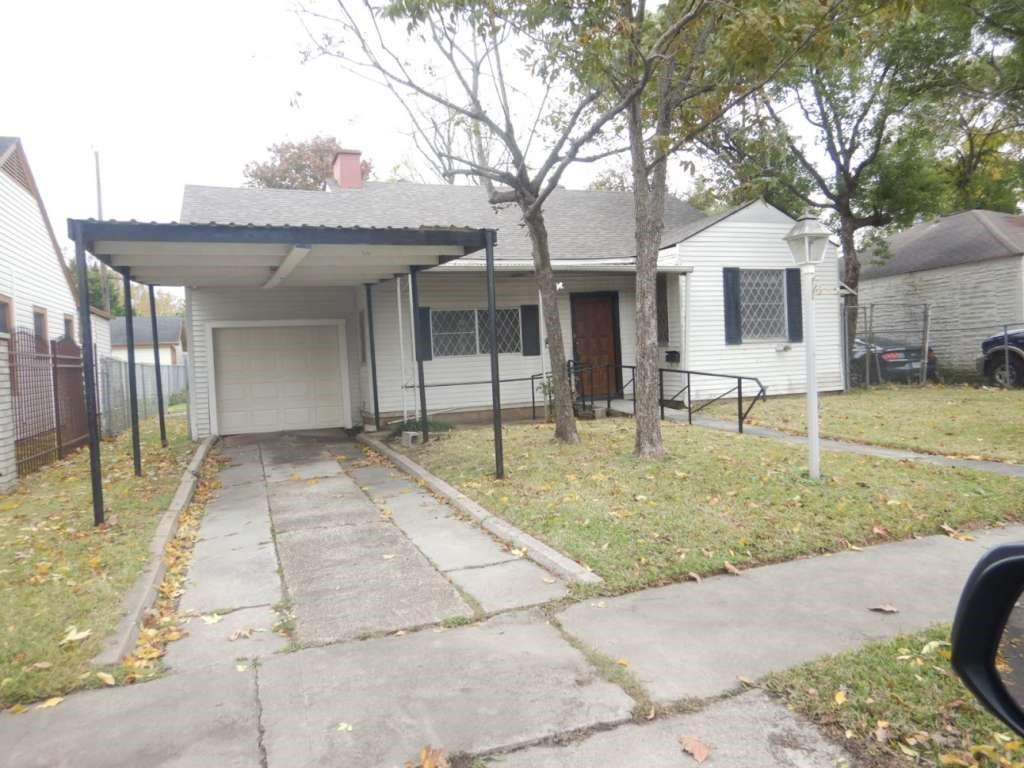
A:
[520, 304, 541, 356]
[785, 268, 803, 343]
[723, 268, 742, 345]
[415, 306, 432, 361]
[656, 274, 669, 344]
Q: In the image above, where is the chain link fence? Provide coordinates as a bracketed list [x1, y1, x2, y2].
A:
[98, 357, 188, 437]
[844, 302, 1023, 388]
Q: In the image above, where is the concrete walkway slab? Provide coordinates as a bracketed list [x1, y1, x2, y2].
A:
[257, 613, 634, 767]
[180, 538, 282, 614]
[268, 478, 378, 532]
[165, 606, 288, 670]
[489, 690, 850, 767]
[216, 460, 265, 487]
[0, 667, 259, 768]
[449, 559, 569, 612]
[264, 457, 342, 484]
[559, 524, 1024, 702]
[395, 514, 517, 572]
[380, 493, 452, 526]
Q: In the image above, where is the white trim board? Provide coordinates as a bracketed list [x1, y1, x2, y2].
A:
[204, 319, 353, 435]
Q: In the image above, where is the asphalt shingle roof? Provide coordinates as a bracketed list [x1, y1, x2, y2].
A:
[110, 316, 183, 346]
[180, 181, 706, 263]
[861, 210, 1024, 280]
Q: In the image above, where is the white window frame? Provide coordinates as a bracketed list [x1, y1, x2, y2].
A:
[738, 269, 788, 342]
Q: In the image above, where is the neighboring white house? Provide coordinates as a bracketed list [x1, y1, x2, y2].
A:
[160, 151, 844, 437]
[90, 308, 112, 359]
[859, 210, 1024, 376]
[110, 316, 187, 366]
[0, 137, 82, 345]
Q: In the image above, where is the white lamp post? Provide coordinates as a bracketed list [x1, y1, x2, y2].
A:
[785, 211, 831, 480]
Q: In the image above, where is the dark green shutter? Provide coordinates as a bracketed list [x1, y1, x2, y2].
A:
[723, 268, 742, 345]
[415, 306, 432, 361]
[520, 305, 541, 356]
[785, 268, 803, 343]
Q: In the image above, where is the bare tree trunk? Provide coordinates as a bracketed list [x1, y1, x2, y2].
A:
[838, 215, 859, 367]
[523, 205, 579, 444]
[627, 88, 670, 458]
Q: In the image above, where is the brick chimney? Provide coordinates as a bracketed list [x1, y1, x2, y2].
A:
[331, 149, 363, 189]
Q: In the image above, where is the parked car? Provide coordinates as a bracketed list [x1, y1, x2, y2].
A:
[977, 329, 1024, 387]
[850, 335, 940, 385]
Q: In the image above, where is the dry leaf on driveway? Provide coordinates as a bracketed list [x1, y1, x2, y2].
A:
[35, 697, 63, 709]
[723, 561, 741, 575]
[679, 735, 711, 764]
[96, 672, 116, 686]
[406, 746, 450, 768]
[870, 604, 899, 614]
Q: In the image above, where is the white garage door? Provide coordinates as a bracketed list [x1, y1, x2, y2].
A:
[212, 324, 345, 435]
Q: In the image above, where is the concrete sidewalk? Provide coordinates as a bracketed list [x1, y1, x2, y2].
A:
[2, 428, 1016, 767]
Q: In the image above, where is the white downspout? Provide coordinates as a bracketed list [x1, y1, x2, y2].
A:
[538, 289, 548, 419]
[407, 274, 418, 420]
[396, 278, 408, 421]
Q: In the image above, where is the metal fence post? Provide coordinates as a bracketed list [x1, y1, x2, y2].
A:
[49, 340, 63, 457]
[659, 369, 665, 420]
[1005, 325, 1011, 389]
[920, 304, 930, 385]
[686, 371, 692, 424]
[737, 377, 743, 434]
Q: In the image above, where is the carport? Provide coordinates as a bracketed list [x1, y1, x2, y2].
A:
[67, 218, 504, 525]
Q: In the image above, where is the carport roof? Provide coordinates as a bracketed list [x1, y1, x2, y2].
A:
[67, 218, 494, 289]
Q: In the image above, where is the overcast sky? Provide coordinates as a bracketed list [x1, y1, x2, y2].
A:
[5, 0, 672, 262]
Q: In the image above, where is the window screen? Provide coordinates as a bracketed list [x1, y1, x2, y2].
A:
[477, 308, 521, 354]
[739, 270, 787, 339]
[33, 310, 47, 351]
[431, 310, 478, 357]
[0, 297, 10, 334]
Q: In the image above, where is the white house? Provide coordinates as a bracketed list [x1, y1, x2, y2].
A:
[110, 316, 187, 366]
[0, 137, 82, 344]
[859, 210, 1024, 377]
[137, 151, 844, 438]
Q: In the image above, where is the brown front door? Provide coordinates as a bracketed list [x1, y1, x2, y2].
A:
[571, 292, 621, 397]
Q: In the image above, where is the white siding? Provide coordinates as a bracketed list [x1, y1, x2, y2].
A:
[859, 256, 1024, 372]
[361, 271, 638, 420]
[110, 343, 183, 366]
[665, 201, 844, 401]
[186, 287, 362, 438]
[91, 314, 112, 359]
[0, 171, 78, 341]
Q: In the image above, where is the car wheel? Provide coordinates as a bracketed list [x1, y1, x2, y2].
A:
[988, 355, 1024, 388]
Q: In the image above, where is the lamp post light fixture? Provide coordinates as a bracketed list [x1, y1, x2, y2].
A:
[785, 210, 831, 480]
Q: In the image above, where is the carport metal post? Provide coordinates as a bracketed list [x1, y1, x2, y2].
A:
[73, 230, 104, 525]
[484, 230, 504, 479]
[364, 284, 381, 432]
[149, 285, 168, 447]
[409, 266, 429, 442]
[121, 270, 142, 476]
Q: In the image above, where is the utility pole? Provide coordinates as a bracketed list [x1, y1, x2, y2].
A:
[95, 150, 112, 314]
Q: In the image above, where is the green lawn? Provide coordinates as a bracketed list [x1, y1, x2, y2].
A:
[704, 385, 1024, 464]
[0, 417, 192, 708]
[767, 626, 1017, 767]
[403, 420, 1023, 593]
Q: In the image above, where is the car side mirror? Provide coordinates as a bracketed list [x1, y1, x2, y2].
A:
[952, 544, 1024, 736]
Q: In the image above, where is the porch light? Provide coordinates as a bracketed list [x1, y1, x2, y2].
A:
[784, 209, 830, 481]
[784, 211, 830, 266]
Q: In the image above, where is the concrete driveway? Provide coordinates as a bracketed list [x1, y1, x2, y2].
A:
[0, 429, 855, 767]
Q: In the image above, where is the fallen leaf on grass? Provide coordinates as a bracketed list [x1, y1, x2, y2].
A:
[36, 697, 63, 709]
[615, 658, 631, 667]
[96, 672, 116, 686]
[687, 572, 703, 583]
[59, 626, 91, 646]
[834, 690, 847, 705]
[723, 561, 741, 575]
[941, 524, 975, 542]
[870, 604, 899, 614]
[679, 735, 711, 764]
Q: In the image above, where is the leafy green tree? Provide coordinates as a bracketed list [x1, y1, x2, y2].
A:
[698, 1, 976, 348]
[68, 260, 124, 316]
[244, 136, 372, 190]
